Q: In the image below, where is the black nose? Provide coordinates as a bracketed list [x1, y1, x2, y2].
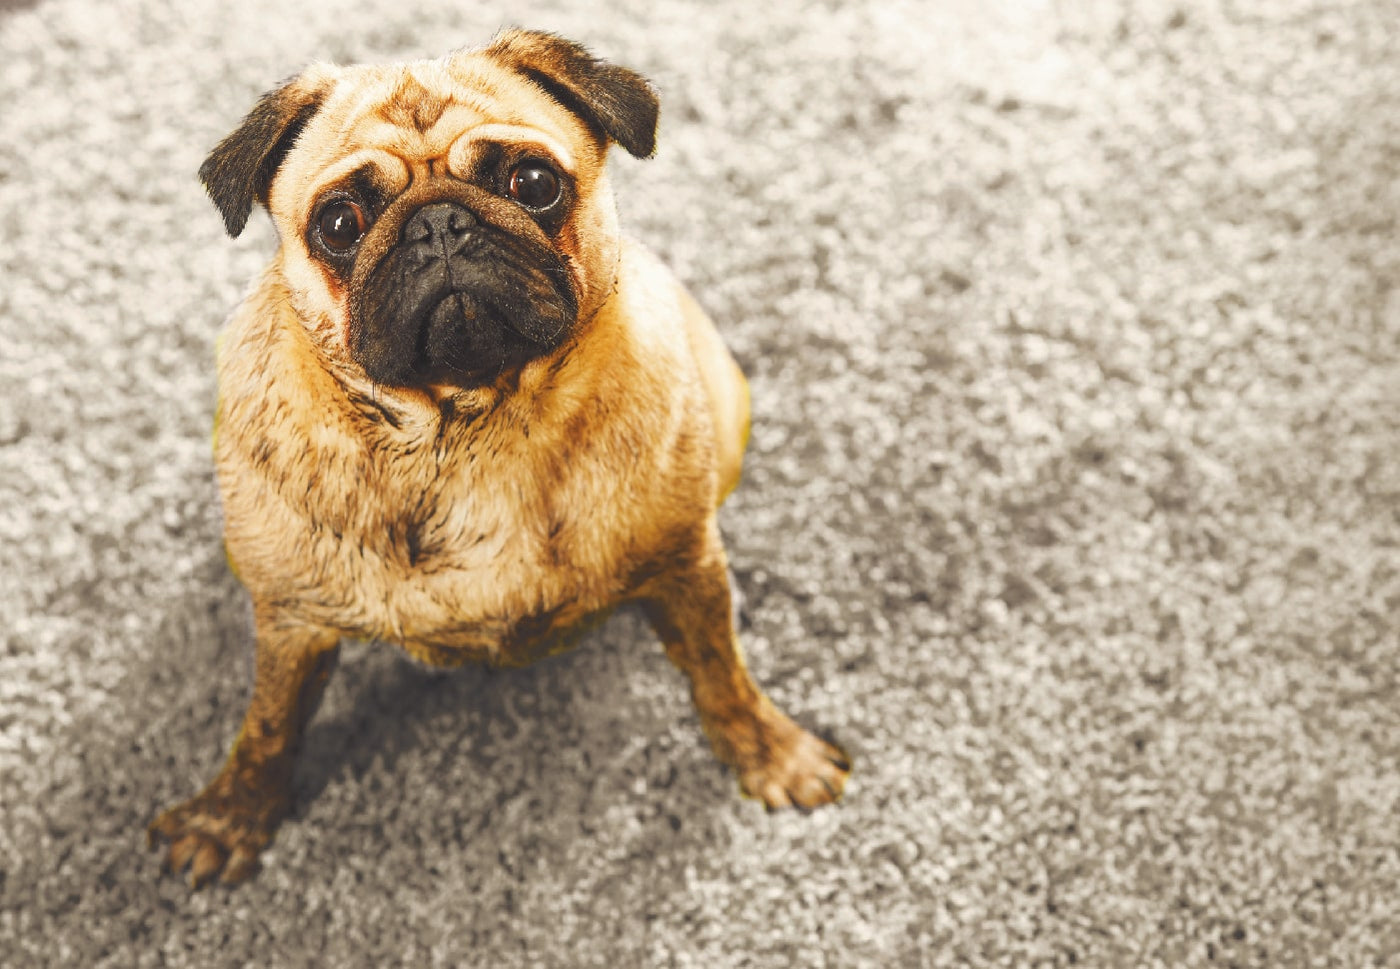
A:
[401, 203, 478, 254]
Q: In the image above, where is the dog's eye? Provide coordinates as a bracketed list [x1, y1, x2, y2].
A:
[508, 161, 561, 210]
[317, 200, 367, 252]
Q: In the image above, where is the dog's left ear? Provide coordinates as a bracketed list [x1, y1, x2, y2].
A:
[484, 29, 660, 159]
[199, 72, 332, 237]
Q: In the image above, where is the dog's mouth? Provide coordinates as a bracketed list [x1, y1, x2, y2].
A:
[350, 201, 576, 387]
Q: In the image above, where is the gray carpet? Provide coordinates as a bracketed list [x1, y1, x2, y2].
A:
[2, 0, 1398, 965]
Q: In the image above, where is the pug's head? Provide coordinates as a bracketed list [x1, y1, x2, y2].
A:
[199, 29, 659, 388]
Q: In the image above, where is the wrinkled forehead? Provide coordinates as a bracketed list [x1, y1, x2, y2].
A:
[282, 54, 590, 198]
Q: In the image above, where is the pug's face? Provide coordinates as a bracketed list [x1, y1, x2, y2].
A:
[200, 30, 658, 388]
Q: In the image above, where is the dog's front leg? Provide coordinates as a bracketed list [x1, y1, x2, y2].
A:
[149, 608, 340, 886]
[642, 522, 851, 810]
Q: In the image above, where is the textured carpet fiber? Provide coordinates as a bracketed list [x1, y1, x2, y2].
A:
[2, 0, 1397, 966]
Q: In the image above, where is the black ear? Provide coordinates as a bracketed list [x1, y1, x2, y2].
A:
[484, 29, 660, 159]
[199, 77, 329, 237]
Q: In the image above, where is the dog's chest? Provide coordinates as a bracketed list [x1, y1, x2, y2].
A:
[222, 387, 675, 664]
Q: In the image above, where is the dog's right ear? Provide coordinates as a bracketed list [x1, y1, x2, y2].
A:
[199, 74, 331, 237]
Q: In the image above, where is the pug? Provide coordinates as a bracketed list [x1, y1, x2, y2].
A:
[148, 28, 850, 887]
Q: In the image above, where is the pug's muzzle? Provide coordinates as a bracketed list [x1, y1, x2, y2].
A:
[351, 198, 577, 387]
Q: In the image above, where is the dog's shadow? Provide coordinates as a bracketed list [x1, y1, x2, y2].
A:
[286, 606, 725, 836]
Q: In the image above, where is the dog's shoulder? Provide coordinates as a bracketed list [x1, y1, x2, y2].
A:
[607, 237, 749, 502]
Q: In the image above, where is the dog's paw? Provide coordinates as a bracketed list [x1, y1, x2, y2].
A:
[736, 719, 851, 811]
[147, 778, 286, 888]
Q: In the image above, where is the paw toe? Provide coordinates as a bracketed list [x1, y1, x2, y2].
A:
[190, 839, 230, 888]
[221, 846, 262, 885]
